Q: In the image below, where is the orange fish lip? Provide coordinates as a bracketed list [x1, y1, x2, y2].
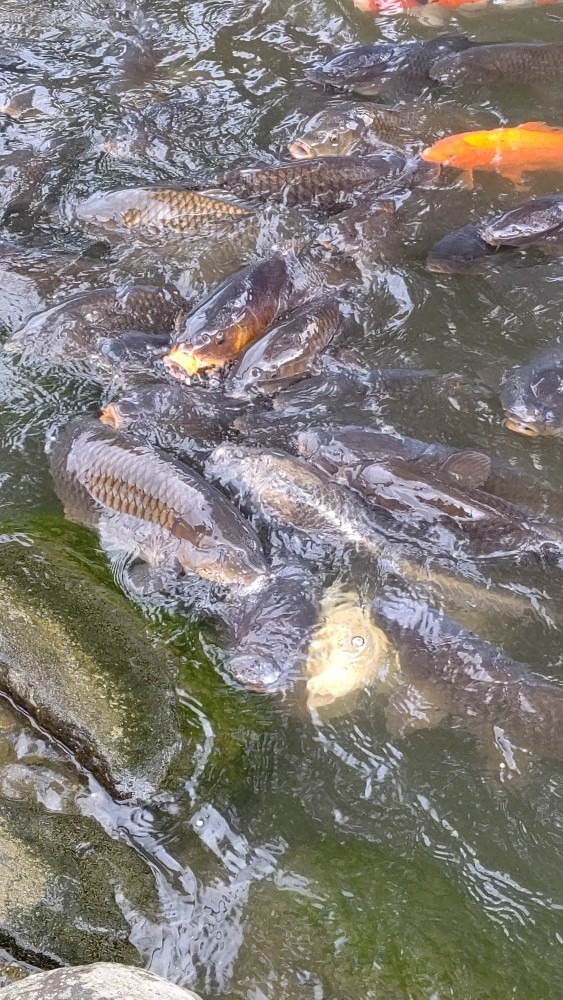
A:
[503, 416, 541, 438]
[99, 404, 120, 429]
[164, 347, 204, 377]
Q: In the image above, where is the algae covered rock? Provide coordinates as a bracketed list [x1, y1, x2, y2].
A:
[0, 962, 202, 999]
[0, 534, 184, 800]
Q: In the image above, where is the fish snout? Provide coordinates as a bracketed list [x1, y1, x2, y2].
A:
[503, 415, 542, 438]
[228, 652, 284, 692]
[288, 139, 314, 160]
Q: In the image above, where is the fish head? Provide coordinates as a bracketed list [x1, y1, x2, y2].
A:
[421, 131, 489, 170]
[289, 105, 374, 159]
[501, 363, 563, 439]
[427, 224, 497, 274]
[227, 651, 284, 692]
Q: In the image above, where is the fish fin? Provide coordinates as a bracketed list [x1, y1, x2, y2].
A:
[171, 517, 200, 546]
[517, 121, 552, 131]
[385, 683, 448, 737]
[459, 170, 474, 191]
[440, 450, 491, 489]
[499, 168, 527, 188]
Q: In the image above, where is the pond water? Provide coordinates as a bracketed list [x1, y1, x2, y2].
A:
[0, 0, 562, 996]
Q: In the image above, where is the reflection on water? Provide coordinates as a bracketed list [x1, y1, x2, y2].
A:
[0, 0, 563, 995]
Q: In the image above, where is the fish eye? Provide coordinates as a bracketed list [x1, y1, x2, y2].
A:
[351, 635, 365, 650]
[215, 332, 225, 345]
[250, 367, 262, 379]
[329, 130, 339, 145]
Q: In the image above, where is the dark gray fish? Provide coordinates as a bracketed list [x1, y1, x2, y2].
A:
[316, 197, 397, 254]
[217, 153, 410, 209]
[165, 250, 321, 376]
[500, 340, 563, 439]
[427, 224, 499, 274]
[97, 332, 170, 370]
[50, 417, 267, 588]
[4, 283, 188, 372]
[306, 35, 473, 97]
[205, 443, 392, 560]
[225, 296, 342, 397]
[372, 594, 563, 763]
[224, 562, 320, 693]
[100, 379, 245, 456]
[430, 43, 563, 88]
[478, 196, 563, 248]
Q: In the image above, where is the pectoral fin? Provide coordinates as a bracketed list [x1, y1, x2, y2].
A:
[440, 450, 491, 489]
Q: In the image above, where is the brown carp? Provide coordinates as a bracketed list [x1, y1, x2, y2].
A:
[75, 187, 251, 233]
[4, 283, 188, 372]
[430, 43, 563, 88]
[500, 340, 563, 439]
[225, 296, 342, 397]
[217, 153, 410, 209]
[165, 250, 320, 377]
[50, 417, 267, 587]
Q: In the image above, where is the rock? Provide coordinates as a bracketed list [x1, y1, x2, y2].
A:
[0, 534, 184, 800]
[0, 963, 202, 999]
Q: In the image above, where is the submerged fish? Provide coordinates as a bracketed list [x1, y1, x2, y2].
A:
[217, 153, 410, 209]
[372, 594, 563, 766]
[50, 417, 267, 587]
[306, 582, 399, 711]
[103, 97, 202, 157]
[430, 42, 563, 88]
[306, 35, 473, 97]
[316, 197, 397, 254]
[500, 340, 563, 438]
[75, 187, 251, 233]
[421, 122, 563, 187]
[4, 284, 188, 371]
[297, 423, 563, 556]
[100, 379, 244, 455]
[289, 103, 420, 159]
[165, 250, 319, 377]
[478, 195, 563, 247]
[427, 224, 499, 273]
[205, 444, 393, 560]
[225, 296, 342, 397]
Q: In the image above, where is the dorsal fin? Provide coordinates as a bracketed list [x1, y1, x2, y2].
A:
[440, 450, 492, 489]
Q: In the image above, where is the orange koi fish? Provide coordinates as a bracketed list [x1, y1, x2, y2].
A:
[420, 122, 563, 186]
[353, 0, 560, 22]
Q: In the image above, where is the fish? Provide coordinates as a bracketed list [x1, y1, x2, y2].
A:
[426, 224, 500, 273]
[96, 332, 170, 370]
[372, 593, 563, 766]
[100, 379, 245, 455]
[225, 561, 320, 693]
[205, 444, 393, 560]
[216, 153, 411, 209]
[289, 103, 420, 159]
[499, 340, 563, 438]
[75, 187, 251, 233]
[103, 96, 202, 157]
[306, 582, 399, 712]
[4, 284, 188, 371]
[306, 35, 473, 98]
[50, 417, 268, 588]
[478, 195, 563, 247]
[164, 250, 319, 377]
[297, 423, 563, 557]
[352, 0, 563, 21]
[225, 296, 342, 397]
[430, 42, 563, 88]
[316, 197, 397, 254]
[421, 122, 563, 187]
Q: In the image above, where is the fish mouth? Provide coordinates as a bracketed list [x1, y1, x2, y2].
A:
[288, 139, 313, 160]
[503, 416, 541, 437]
[164, 347, 203, 377]
[99, 404, 120, 429]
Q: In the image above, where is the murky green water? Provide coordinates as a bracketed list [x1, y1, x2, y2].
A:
[0, 0, 562, 996]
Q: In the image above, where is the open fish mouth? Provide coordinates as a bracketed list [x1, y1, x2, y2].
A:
[164, 347, 204, 377]
[99, 405, 120, 429]
[503, 415, 541, 437]
[289, 139, 314, 160]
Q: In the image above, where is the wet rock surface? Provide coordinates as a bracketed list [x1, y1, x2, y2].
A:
[0, 963, 202, 999]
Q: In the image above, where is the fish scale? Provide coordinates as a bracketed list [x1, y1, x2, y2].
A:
[76, 187, 251, 233]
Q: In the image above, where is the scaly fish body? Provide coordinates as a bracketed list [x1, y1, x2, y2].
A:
[290, 104, 422, 159]
[306, 35, 473, 97]
[4, 284, 188, 368]
[217, 153, 409, 208]
[478, 195, 563, 247]
[372, 594, 563, 764]
[205, 444, 391, 559]
[165, 250, 319, 376]
[421, 122, 563, 186]
[500, 340, 563, 438]
[50, 418, 267, 587]
[100, 379, 244, 455]
[226, 296, 341, 396]
[430, 43, 563, 88]
[75, 187, 251, 233]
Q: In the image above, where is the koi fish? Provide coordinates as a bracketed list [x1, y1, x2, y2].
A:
[353, 0, 561, 27]
[421, 122, 563, 186]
